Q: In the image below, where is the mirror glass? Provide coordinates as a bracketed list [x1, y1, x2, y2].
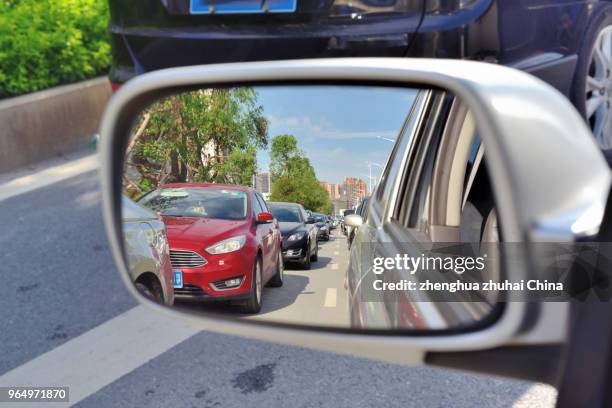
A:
[121, 84, 503, 332]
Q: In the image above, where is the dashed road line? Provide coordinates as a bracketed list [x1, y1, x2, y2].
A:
[324, 288, 338, 308]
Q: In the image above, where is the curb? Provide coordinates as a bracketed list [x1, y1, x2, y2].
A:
[0, 77, 111, 173]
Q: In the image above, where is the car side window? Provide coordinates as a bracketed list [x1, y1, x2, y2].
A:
[393, 92, 452, 233]
[374, 91, 427, 215]
[299, 206, 308, 223]
[252, 193, 263, 215]
[255, 194, 268, 212]
[401, 102, 492, 244]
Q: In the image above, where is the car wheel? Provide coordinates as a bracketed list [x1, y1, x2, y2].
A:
[135, 279, 163, 304]
[241, 257, 263, 313]
[571, 4, 612, 148]
[268, 250, 284, 288]
[311, 242, 318, 262]
[303, 243, 313, 269]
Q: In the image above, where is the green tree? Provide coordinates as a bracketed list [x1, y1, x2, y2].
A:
[269, 134, 301, 180]
[269, 135, 332, 213]
[125, 87, 268, 196]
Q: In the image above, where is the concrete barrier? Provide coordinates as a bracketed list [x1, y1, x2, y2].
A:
[0, 77, 111, 173]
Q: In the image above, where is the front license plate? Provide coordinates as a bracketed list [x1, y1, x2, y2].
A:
[190, 0, 296, 14]
[173, 270, 183, 288]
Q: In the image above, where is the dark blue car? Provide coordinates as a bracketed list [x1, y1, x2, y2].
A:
[108, 0, 612, 147]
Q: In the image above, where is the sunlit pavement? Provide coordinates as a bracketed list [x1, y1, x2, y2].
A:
[250, 231, 350, 328]
[0, 155, 557, 407]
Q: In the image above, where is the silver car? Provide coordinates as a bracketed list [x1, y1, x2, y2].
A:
[122, 195, 174, 305]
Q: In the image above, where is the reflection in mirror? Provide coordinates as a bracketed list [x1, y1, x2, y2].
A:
[121, 85, 502, 333]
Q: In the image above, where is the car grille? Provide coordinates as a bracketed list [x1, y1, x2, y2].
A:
[174, 284, 207, 297]
[170, 250, 207, 268]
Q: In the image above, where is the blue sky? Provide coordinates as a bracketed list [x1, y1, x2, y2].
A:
[254, 85, 417, 188]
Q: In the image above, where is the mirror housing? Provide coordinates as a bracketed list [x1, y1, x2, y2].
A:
[344, 214, 363, 228]
[256, 211, 273, 223]
[100, 58, 611, 366]
[306, 216, 315, 224]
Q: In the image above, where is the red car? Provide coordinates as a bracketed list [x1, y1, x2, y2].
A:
[138, 183, 284, 313]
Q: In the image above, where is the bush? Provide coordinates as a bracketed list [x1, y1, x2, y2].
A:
[0, 0, 110, 98]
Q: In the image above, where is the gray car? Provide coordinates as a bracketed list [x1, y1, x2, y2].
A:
[345, 94, 504, 330]
[122, 195, 174, 306]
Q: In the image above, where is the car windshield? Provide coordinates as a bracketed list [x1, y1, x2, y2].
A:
[270, 206, 302, 223]
[138, 187, 248, 220]
[313, 214, 326, 222]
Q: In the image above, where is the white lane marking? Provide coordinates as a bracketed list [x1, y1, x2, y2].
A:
[0, 305, 199, 407]
[331, 263, 339, 270]
[0, 154, 98, 202]
[512, 384, 557, 407]
[324, 288, 337, 308]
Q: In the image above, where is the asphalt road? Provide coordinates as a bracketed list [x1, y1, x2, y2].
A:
[249, 232, 349, 328]
[0, 155, 557, 407]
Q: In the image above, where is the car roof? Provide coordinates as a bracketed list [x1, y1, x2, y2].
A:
[159, 183, 251, 193]
[268, 201, 304, 208]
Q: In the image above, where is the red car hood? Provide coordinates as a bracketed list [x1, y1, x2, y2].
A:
[162, 216, 248, 248]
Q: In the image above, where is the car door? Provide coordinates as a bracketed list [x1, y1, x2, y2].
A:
[255, 193, 276, 279]
[301, 206, 316, 255]
[251, 192, 270, 276]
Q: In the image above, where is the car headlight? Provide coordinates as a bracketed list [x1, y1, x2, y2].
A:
[287, 232, 305, 241]
[205, 235, 246, 255]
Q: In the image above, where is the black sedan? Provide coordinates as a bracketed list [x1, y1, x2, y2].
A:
[268, 202, 318, 269]
[312, 213, 330, 241]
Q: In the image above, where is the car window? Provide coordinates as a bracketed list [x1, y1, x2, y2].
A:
[255, 193, 269, 212]
[252, 193, 264, 215]
[139, 187, 248, 220]
[407, 143, 437, 232]
[376, 99, 422, 211]
[392, 92, 451, 232]
[401, 102, 491, 243]
[270, 206, 303, 222]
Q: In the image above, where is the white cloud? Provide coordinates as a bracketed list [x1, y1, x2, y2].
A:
[266, 114, 398, 142]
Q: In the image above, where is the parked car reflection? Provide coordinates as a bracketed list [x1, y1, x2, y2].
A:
[122, 195, 174, 306]
[137, 184, 283, 313]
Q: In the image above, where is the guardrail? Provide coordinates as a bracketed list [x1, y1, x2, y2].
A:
[0, 77, 111, 173]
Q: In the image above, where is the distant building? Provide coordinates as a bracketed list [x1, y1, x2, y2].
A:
[342, 177, 368, 208]
[254, 172, 271, 194]
[320, 182, 341, 200]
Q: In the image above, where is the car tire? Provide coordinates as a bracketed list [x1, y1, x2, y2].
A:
[570, 3, 612, 148]
[311, 242, 318, 262]
[268, 250, 284, 288]
[303, 243, 313, 269]
[135, 279, 163, 304]
[241, 257, 263, 314]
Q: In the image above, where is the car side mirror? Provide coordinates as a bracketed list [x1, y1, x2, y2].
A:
[100, 58, 610, 368]
[344, 214, 363, 228]
[256, 212, 273, 223]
